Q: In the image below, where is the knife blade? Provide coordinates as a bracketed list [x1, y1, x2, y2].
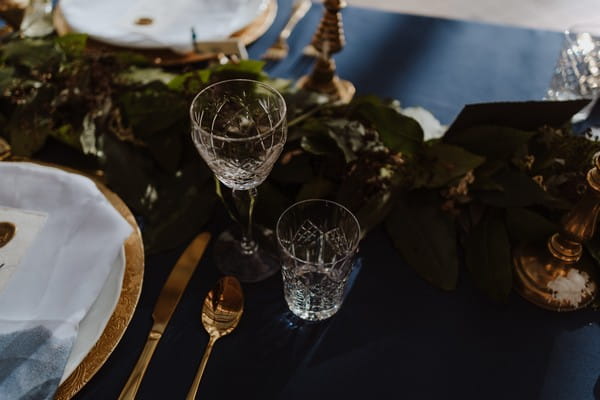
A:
[118, 232, 211, 400]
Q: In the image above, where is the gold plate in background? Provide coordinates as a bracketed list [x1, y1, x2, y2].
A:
[53, 0, 277, 66]
[2, 160, 144, 400]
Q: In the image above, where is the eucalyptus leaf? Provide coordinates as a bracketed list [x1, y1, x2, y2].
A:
[465, 212, 512, 303]
[385, 191, 459, 290]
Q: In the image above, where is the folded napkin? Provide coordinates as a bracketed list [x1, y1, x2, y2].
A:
[0, 162, 132, 399]
[59, 0, 267, 53]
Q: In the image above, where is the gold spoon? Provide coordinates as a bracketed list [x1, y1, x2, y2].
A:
[186, 276, 244, 400]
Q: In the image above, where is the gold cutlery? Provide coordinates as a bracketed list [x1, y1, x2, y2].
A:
[118, 232, 211, 400]
[261, 0, 311, 61]
[185, 276, 244, 400]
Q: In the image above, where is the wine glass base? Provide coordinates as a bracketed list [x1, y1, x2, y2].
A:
[213, 229, 280, 283]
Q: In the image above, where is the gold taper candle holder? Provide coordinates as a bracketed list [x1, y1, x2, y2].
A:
[513, 154, 600, 311]
[297, 0, 355, 103]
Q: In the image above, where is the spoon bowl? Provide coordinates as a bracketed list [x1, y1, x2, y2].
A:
[186, 276, 244, 400]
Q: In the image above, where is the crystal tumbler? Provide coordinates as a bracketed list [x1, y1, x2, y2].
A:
[276, 199, 361, 321]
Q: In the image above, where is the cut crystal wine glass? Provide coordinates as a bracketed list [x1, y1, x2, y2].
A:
[190, 79, 287, 282]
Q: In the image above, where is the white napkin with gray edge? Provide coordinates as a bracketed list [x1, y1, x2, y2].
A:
[0, 162, 132, 400]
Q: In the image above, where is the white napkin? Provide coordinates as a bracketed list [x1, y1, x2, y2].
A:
[0, 162, 132, 399]
[59, 0, 268, 53]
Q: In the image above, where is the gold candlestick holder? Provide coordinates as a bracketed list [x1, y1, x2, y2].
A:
[297, 0, 355, 103]
[513, 154, 600, 311]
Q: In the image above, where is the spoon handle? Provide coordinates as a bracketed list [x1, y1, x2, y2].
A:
[186, 336, 217, 400]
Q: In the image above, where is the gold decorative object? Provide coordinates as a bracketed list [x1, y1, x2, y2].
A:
[134, 17, 154, 26]
[186, 276, 244, 400]
[261, 0, 311, 61]
[0, 138, 11, 161]
[513, 155, 600, 311]
[118, 232, 211, 400]
[0, 222, 16, 248]
[297, 0, 355, 103]
[0, 161, 146, 400]
[53, 0, 277, 66]
[0, 0, 26, 31]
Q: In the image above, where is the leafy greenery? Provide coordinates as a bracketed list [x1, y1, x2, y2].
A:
[2, 34, 600, 303]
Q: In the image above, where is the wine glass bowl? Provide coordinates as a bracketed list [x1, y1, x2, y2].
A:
[190, 79, 287, 282]
[191, 79, 286, 190]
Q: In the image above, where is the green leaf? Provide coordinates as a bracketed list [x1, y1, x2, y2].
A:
[351, 189, 396, 236]
[420, 142, 485, 188]
[1, 39, 61, 71]
[385, 191, 459, 290]
[145, 126, 184, 173]
[118, 67, 177, 85]
[55, 34, 87, 58]
[101, 135, 156, 215]
[143, 183, 216, 254]
[254, 181, 290, 229]
[118, 83, 188, 139]
[465, 212, 512, 303]
[50, 124, 81, 149]
[270, 151, 314, 184]
[354, 98, 423, 154]
[445, 125, 535, 160]
[505, 207, 557, 244]
[301, 132, 342, 157]
[478, 168, 569, 209]
[210, 60, 267, 81]
[296, 177, 335, 201]
[0, 66, 15, 93]
[167, 69, 211, 92]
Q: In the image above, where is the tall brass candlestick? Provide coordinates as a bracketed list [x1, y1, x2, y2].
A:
[297, 0, 355, 103]
[513, 154, 600, 311]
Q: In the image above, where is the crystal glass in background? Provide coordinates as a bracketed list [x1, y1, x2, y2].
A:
[276, 200, 361, 321]
[547, 24, 600, 101]
[190, 79, 287, 282]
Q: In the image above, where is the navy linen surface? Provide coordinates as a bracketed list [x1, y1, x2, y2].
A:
[40, 1, 599, 399]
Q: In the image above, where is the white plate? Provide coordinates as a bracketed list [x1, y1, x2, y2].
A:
[59, 0, 269, 52]
[60, 247, 125, 383]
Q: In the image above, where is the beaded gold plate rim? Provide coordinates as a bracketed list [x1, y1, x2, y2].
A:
[3, 160, 144, 400]
[52, 0, 277, 65]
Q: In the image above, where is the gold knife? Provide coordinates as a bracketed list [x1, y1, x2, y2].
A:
[118, 232, 211, 400]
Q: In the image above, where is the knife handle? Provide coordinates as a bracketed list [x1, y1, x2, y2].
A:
[118, 329, 162, 400]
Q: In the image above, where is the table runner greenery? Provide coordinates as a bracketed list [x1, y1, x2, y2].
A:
[2, 33, 599, 303]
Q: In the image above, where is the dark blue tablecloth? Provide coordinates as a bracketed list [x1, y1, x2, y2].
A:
[70, 1, 600, 400]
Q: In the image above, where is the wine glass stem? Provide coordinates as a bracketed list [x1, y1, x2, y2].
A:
[233, 187, 258, 255]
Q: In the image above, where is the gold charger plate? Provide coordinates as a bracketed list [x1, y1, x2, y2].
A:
[2, 159, 144, 400]
[53, 0, 277, 66]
